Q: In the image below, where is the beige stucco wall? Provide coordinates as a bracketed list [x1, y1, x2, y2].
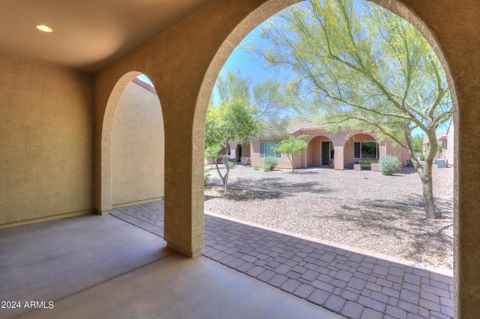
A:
[250, 139, 292, 169]
[385, 141, 411, 166]
[111, 81, 164, 206]
[0, 54, 93, 226]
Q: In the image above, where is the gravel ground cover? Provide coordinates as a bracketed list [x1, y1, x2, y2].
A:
[204, 165, 454, 270]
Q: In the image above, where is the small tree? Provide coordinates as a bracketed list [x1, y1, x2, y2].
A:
[252, 0, 454, 218]
[205, 102, 259, 193]
[276, 135, 308, 173]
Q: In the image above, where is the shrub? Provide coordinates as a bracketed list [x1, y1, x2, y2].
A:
[379, 155, 401, 175]
[204, 168, 210, 186]
[254, 165, 261, 171]
[263, 156, 278, 172]
[419, 154, 425, 161]
[228, 161, 235, 169]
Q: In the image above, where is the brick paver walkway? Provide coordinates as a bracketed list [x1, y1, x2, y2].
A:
[112, 201, 454, 319]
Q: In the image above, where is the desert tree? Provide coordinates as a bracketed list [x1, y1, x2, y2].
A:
[250, 0, 454, 218]
[276, 135, 308, 173]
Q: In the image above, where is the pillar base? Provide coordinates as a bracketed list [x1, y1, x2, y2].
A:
[97, 209, 111, 216]
[167, 241, 202, 258]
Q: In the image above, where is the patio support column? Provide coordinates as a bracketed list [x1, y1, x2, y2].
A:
[334, 145, 344, 170]
[162, 115, 204, 258]
[378, 143, 387, 159]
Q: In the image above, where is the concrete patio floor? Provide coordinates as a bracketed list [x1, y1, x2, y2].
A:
[113, 201, 455, 319]
[0, 214, 340, 319]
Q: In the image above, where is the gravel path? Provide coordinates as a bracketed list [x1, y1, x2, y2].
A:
[204, 165, 454, 270]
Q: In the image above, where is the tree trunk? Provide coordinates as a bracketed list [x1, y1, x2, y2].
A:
[223, 155, 230, 194]
[419, 159, 440, 219]
[404, 129, 440, 219]
[288, 155, 295, 173]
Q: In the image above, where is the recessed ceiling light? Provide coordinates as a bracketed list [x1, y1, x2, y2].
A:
[36, 25, 53, 33]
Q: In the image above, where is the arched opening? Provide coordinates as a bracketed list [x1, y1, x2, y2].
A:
[343, 133, 379, 169]
[306, 135, 333, 168]
[100, 72, 164, 213]
[194, 0, 459, 317]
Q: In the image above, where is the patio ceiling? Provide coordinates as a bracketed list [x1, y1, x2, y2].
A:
[0, 0, 212, 72]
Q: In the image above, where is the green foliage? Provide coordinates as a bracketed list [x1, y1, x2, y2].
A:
[254, 165, 261, 170]
[419, 154, 425, 161]
[252, 0, 453, 144]
[205, 73, 262, 193]
[263, 157, 278, 171]
[228, 161, 235, 169]
[212, 72, 290, 137]
[204, 168, 211, 186]
[379, 155, 401, 176]
[275, 135, 308, 172]
[412, 135, 423, 153]
[250, 0, 454, 217]
[276, 135, 308, 156]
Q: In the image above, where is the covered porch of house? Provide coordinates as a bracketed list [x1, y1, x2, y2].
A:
[1, 0, 479, 317]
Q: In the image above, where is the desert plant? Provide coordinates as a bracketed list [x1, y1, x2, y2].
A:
[379, 155, 401, 176]
[275, 135, 308, 173]
[263, 156, 278, 172]
[252, 0, 454, 218]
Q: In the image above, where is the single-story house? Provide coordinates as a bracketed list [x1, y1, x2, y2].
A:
[229, 123, 410, 170]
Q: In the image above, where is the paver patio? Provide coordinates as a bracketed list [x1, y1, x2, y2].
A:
[112, 201, 454, 319]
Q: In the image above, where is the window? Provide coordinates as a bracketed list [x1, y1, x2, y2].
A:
[260, 142, 281, 158]
[354, 141, 378, 159]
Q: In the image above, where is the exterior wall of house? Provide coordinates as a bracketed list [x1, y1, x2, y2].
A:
[385, 141, 410, 166]
[250, 139, 292, 169]
[111, 81, 164, 207]
[0, 54, 94, 226]
[250, 131, 409, 170]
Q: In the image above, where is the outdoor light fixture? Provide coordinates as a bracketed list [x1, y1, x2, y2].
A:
[36, 25, 53, 33]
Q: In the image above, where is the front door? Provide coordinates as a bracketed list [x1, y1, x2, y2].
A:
[321, 142, 330, 166]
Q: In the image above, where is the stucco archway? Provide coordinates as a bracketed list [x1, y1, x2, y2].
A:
[343, 133, 379, 169]
[306, 135, 334, 167]
[192, 0, 460, 310]
[100, 71, 164, 213]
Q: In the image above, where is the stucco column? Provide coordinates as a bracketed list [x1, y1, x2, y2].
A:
[378, 143, 387, 159]
[334, 145, 344, 170]
[162, 116, 204, 258]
